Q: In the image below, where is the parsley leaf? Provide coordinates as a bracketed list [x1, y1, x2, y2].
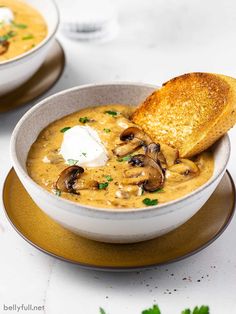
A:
[22, 34, 34, 40]
[60, 127, 71, 133]
[82, 152, 87, 157]
[98, 182, 109, 190]
[103, 128, 111, 133]
[142, 198, 158, 206]
[117, 155, 132, 162]
[142, 305, 161, 314]
[98, 305, 209, 314]
[104, 110, 118, 116]
[67, 159, 79, 165]
[104, 175, 113, 182]
[182, 306, 209, 314]
[0, 31, 16, 42]
[79, 116, 90, 123]
[12, 22, 28, 29]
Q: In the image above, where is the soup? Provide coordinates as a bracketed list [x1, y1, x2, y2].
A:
[0, 0, 47, 61]
[27, 105, 214, 209]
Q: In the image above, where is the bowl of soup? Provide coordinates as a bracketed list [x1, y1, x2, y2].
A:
[10, 83, 230, 243]
[0, 0, 59, 96]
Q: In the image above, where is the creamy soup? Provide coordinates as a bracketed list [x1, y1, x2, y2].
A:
[0, 0, 47, 61]
[27, 105, 214, 209]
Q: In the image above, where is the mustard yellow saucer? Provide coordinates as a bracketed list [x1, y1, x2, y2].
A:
[0, 40, 65, 113]
[3, 169, 235, 270]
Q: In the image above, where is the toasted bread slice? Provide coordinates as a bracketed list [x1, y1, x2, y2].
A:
[132, 73, 236, 157]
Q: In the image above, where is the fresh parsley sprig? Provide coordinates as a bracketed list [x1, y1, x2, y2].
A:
[99, 305, 209, 314]
[181, 306, 209, 314]
[142, 305, 161, 314]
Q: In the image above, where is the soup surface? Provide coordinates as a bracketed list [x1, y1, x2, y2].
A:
[27, 104, 214, 209]
[0, 0, 47, 61]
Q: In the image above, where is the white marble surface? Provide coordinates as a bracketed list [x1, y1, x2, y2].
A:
[1, 0, 236, 313]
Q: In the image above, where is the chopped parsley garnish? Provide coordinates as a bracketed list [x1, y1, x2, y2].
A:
[117, 154, 132, 162]
[79, 116, 90, 123]
[60, 127, 71, 133]
[99, 308, 106, 314]
[67, 159, 79, 165]
[142, 198, 158, 206]
[12, 22, 28, 29]
[104, 175, 113, 182]
[0, 31, 16, 42]
[98, 182, 109, 190]
[82, 152, 87, 157]
[104, 110, 118, 116]
[54, 189, 61, 197]
[103, 128, 111, 133]
[22, 34, 34, 40]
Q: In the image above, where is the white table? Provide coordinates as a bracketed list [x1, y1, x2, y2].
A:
[1, 0, 236, 313]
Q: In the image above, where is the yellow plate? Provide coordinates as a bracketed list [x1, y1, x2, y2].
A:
[2, 169, 235, 271]
[0, 40, 65, 113]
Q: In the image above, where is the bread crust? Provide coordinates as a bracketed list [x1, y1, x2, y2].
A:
[132, 72, 236, 157]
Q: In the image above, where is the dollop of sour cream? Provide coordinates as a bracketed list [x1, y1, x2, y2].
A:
[60, 125, 108, 167]
[0, 7, 14, 24]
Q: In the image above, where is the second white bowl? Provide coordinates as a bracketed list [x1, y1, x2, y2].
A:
[0, 0, 59, 97]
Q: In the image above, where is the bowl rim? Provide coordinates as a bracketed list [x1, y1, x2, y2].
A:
[10, 82, 231, 217]
[0, 0, 60, 68]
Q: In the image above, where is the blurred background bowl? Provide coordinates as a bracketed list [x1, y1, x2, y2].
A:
[0, 0, 59, 97]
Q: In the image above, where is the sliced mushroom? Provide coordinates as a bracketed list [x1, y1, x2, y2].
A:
[0, 41, 9, 55]
[120, 127, 152, 143]
[160, 143, 179, 167]
[122, 167, 150, 185]
[166, 158, 199, 182]
[113, 137, 145, 157]
[112, 127, 152, 157]
[56, 166, 84, 193]
[56, 165, 98, 194]
[145, 143, 167, 167]
[122, 154, 165, 192]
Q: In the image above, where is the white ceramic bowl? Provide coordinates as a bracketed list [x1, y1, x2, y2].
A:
[10, 83, 231, 243]
[0, 0, 59, 97]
